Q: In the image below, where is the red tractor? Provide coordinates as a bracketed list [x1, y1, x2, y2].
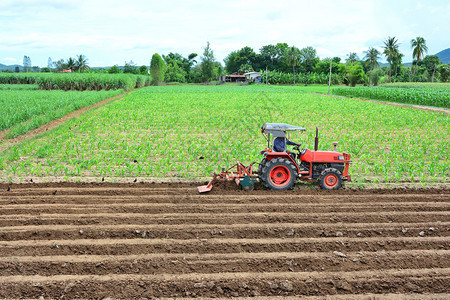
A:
[198, 123, 351, 193]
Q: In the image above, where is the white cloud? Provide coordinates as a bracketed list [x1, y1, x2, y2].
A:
[3, 57, 17, 62]
[0, 0, 449, 66]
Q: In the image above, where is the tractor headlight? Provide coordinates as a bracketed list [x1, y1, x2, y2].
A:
[338, 155, 344, 161]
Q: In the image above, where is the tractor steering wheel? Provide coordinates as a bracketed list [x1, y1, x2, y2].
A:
[293, 144, 307, 156]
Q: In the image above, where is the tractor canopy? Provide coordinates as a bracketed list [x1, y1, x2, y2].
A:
[261, 123, 306, 137]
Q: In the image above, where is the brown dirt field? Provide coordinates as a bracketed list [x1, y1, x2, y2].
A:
[0, 183, 449, 298]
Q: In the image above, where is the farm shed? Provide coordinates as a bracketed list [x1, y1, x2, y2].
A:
[218, 73, 247, 83]
[244, 71, 261, 83]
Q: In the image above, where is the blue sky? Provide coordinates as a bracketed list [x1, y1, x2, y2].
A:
[1, 0, 449, 67]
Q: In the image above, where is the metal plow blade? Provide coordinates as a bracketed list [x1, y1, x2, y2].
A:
[197, 183, 213, 193]
[197, 161, 256, 194]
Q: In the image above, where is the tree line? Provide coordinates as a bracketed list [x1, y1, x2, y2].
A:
[6, 37, 449, 85]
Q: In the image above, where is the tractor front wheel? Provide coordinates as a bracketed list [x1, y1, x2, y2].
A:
[320, 168, 342, 190]
[261, 158, 297, 190]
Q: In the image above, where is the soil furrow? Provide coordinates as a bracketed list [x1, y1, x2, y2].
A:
[1, 203, 448, 215]
[0, 268, 448, 298]
[1, 184, 448, 298]
[0, 237, 448, 256]
[1, 193, 448, 204]
[0, 211, 448, 226]
[0, 222, 447, 241]
[2, 201, 448, 208]
[0, 250, 448, 276]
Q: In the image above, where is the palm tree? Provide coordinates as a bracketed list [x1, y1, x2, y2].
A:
[364, 47, 380, 85]
[346, 52, 359, 64]
[75, 54, 89, 73]
[66, 57, 76, 71]
[411, 37, 428, 76]
[393, 51, 404, 77]
[383, 36, 399, 82]
[284, 46, 301, 84]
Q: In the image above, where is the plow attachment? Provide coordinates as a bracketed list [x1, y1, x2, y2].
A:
[197, 161, 258, 193]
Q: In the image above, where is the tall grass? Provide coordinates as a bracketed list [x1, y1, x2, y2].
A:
[332, 86, 450, 108]
[0, 73, 150, 91]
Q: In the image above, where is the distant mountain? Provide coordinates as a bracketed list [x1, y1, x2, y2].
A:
[435, 48, 450, 64]
[0, 63, 22, 72]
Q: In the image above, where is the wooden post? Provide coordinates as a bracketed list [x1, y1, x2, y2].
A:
[266, 67, 268, 85]
[327, 58, 332, 95]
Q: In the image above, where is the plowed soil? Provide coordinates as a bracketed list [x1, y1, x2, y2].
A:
[0, 183, 449, 299]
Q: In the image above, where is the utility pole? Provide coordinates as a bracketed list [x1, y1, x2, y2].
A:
[327, 58, 332, 95]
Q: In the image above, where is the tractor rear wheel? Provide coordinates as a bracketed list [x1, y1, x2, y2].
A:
[261, 158, 297, 190]
[257, 158, 267, 175]
[320, 168, 342, 190]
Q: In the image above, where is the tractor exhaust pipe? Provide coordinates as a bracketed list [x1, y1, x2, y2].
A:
[314, 126, 319, 151]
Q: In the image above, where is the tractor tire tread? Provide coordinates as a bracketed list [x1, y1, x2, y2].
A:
[319, 168, 343, 190]
[260, 157, 298, 190]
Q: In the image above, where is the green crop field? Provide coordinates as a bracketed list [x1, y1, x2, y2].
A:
[0, 73, 150, 91]
[0, 85, 448, 184]
[332, 85, 450, 108]
[380, 82, 450, 89]
[0, 84, 39, 90]
[0, 88, 123, 139]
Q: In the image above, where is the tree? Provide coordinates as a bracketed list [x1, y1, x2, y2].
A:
[47, 57, 54, 70]
[54, 59, 66, 71]
[259, 43, 289, 71]
[162, 52, 198, 82]
[419, 55, 441, 73]
[214, 62, 224, 77]
[185, 53, 198, 82]
[364, 47, 380, 85]
[438, 64, 450, 82]
[238, 63, 254, 74]
[298, 46, 319, 73]
[411, 36, 428, 76]
[164, 56, 187, 83]
[392, 51, 404, 78]
[139, 65, 148, 75]
[14, 66, 20, 73]
[346, 52, 359, 64]
[150, 53, 166, 85]
[123, 61, 139, 74]
[108, 65, 120, 74]
[66, 57, 76, 71]
[420, 55, 441, 82]
[23, 56, 31, 72]
[314, 58, 340, 74]
[382, 36, 400, 82]
[284, 46, 301, 84]
[224, 46, 257, 74]
[200, 41, 216, 83]
[75, 54, 89, 72]
[346, 62, 364, 87]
